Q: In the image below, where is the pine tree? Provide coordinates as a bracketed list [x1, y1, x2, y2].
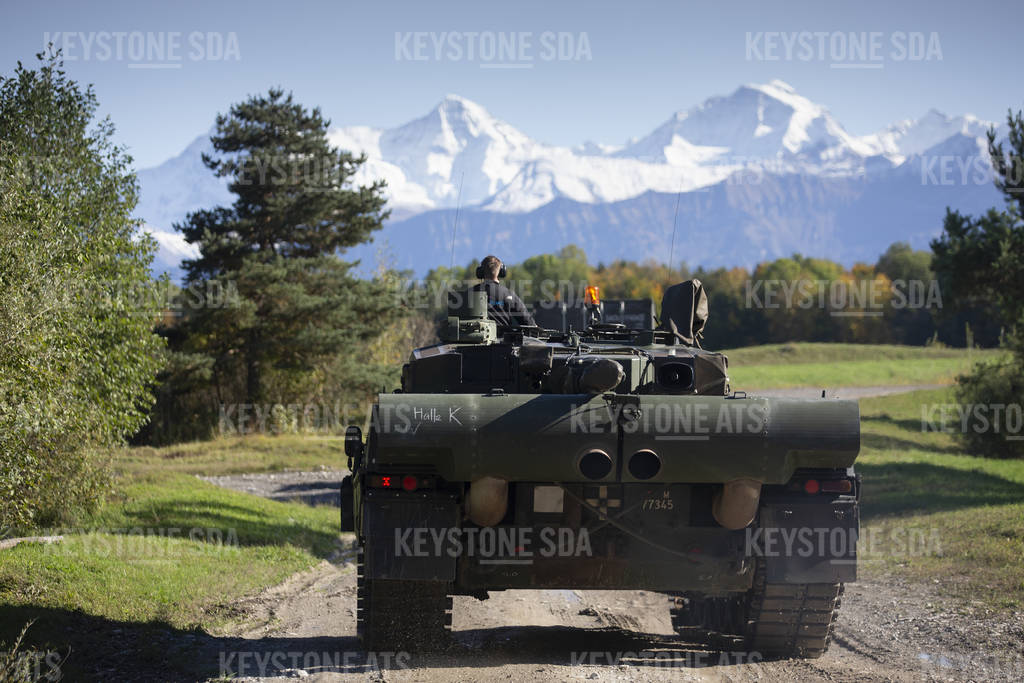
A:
[176, 89, 398, 420]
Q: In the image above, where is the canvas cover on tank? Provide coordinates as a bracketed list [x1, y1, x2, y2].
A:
[658, 280, 708, 346]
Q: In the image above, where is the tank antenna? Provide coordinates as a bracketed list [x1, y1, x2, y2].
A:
[668, 179, 683, 276]
[449, 171, 465, 272]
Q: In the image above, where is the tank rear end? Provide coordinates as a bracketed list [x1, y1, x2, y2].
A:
[342, 287, 861, 657]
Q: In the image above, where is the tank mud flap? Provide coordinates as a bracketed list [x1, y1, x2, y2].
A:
[340, 475, 354, 532]
[362, 491, 459, 582]
[754, 499, 859, 584]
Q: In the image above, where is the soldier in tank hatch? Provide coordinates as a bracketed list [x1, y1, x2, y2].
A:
[471, 255, 537, 329]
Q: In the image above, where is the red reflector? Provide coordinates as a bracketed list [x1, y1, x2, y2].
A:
[380, 476, 392, 488]
[803, 479, 820, 495]
[401, 475, 418, 492]
[821, 479, 853, 493]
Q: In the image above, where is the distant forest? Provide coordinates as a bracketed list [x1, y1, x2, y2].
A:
[416, 242, 1001, 351]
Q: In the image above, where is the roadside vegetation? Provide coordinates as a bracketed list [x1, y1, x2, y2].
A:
[0, 477, 340, 629]
[0, 436, 346, 679]
[723, 341, 994, 365]
[0, 52, 163, 529]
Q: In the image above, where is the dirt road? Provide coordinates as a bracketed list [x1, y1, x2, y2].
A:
[207, 544, 1022, 682]
[198, 385, 1022, 682]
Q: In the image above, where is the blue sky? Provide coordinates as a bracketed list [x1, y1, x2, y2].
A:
[3, 0, 1021, 168]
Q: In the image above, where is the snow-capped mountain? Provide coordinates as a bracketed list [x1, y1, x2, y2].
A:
[137, 81, 1003, 278]
[328, 94, 738, 214]
[616, 80, 875, 165]
[328, 95, 544, 213]
[858, 109, 997, 164]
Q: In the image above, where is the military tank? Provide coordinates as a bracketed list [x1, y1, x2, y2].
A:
[341, 280, 860, 658]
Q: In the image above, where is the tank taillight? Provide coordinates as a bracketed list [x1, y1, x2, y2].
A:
[367, 473, 435, 490]
[787, 476, 853, 495]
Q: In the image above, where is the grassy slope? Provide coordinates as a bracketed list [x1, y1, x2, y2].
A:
[856, 388, 1024, 610]
[723, 342, 1000, 389]
[0, 438, 346, 637]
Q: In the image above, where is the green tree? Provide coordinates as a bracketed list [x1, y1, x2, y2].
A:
[875, 242, 932, 283]
[748, 254, 843, 343]
[932, 114, 1024, 334]
[692, 265, 762, 349]
[931, 111, 1024, 458]
[171, 89, 399, 430]
[516, 245, 591, 304]
[0, 52, 163, 526]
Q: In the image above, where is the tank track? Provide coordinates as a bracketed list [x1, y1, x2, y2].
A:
[670, 560, 844, 659]
[744, 563, 843, 659]
[356, 547, 453, 652]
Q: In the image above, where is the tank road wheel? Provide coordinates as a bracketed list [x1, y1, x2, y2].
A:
[743, 563, 844, 659]
[356, 547, 453, 652]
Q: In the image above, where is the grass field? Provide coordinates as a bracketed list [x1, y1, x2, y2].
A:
[856, 387, 1024, 609]
[724, 342, 1001, 389]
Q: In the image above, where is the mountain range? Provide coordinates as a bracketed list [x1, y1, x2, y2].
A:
[136, 80, 1005, 278]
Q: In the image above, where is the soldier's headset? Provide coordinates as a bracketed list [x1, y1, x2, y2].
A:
[475, 259, 507, 279]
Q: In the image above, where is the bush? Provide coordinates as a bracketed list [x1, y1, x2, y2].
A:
[0, 53, 163, 527]
[953, 350, 1024, 459]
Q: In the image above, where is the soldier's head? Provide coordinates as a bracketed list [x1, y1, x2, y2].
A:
[476, 255, 506, 282]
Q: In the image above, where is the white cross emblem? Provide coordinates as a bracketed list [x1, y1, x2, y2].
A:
[584, 485, 622, 517]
